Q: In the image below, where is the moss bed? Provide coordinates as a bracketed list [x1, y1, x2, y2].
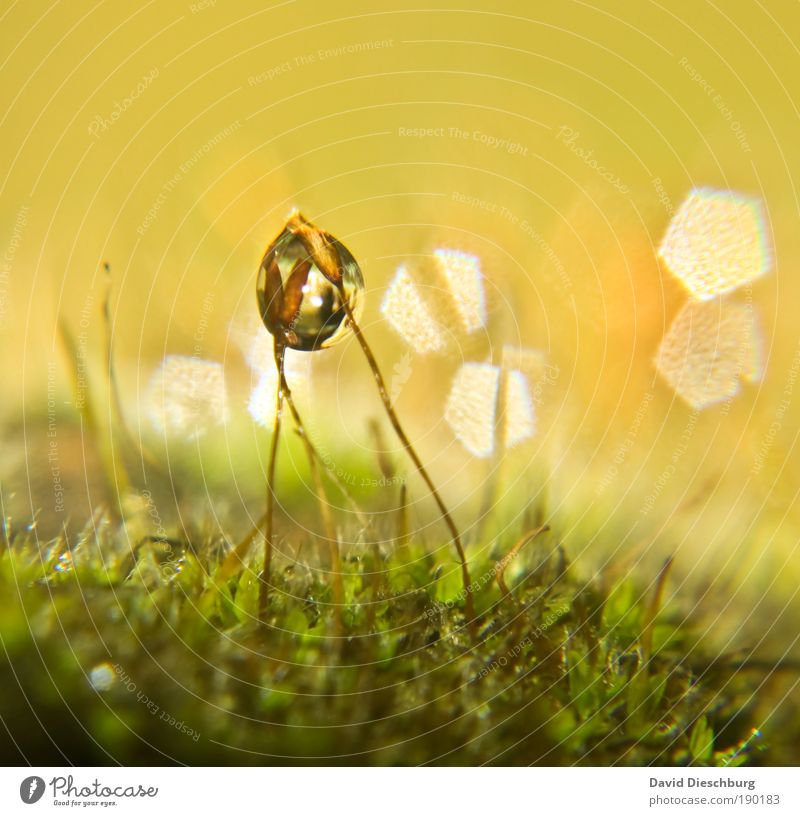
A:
[1, 505, 790, 767]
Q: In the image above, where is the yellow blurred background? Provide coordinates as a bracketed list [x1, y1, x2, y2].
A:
[1, 0, 799, 652]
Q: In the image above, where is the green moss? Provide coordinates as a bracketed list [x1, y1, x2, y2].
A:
[0, 514, 784, 765]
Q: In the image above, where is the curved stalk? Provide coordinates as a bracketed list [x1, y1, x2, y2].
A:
[339, 293, 476, 635]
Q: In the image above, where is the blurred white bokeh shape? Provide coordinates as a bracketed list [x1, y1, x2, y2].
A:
[380, 265, 447, 354]
[230, 314, 312, 428]
[655, 298, 763, 410]
[444, 362, 501, 458]
[432, 248, 486, 334]
[146, 355, 229, 438]
[444, 356, 540, 458]
[504, 369, 536, 449]
[658, 187, 771, 301]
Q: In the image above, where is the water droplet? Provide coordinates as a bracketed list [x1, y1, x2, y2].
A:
[54, 552, 73, 573]
[89, 662, 116, 692]
[257, 212, 364, 351]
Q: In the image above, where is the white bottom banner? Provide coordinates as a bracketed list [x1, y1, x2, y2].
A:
[0, 767, 796, 815]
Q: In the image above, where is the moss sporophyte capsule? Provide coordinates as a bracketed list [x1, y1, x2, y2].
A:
[256, 211, 365, 351]
[227, 211, 474, 635]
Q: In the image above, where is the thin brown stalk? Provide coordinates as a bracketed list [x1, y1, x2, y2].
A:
[58, 318, 130, 504]
[290, 428, 367, 527]
[102, 267, 131, 459]
[279, 374, 344, 636]
[496, 524, 550, 602]
[364, 541, 384, 634]
[396, 483, 410, 550]
[339, 294, 476, 635]
[217, 510, 267, 584]
[218, 350, 361, 611]
[640, 555, 674, 666]
[101, 265, 164, 482]
[368, 418, 395, 482]
[258, 343, 286, 623]
[474, 364, 507, 542]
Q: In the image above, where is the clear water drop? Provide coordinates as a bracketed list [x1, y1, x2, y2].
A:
[256, 212, 365, 352]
